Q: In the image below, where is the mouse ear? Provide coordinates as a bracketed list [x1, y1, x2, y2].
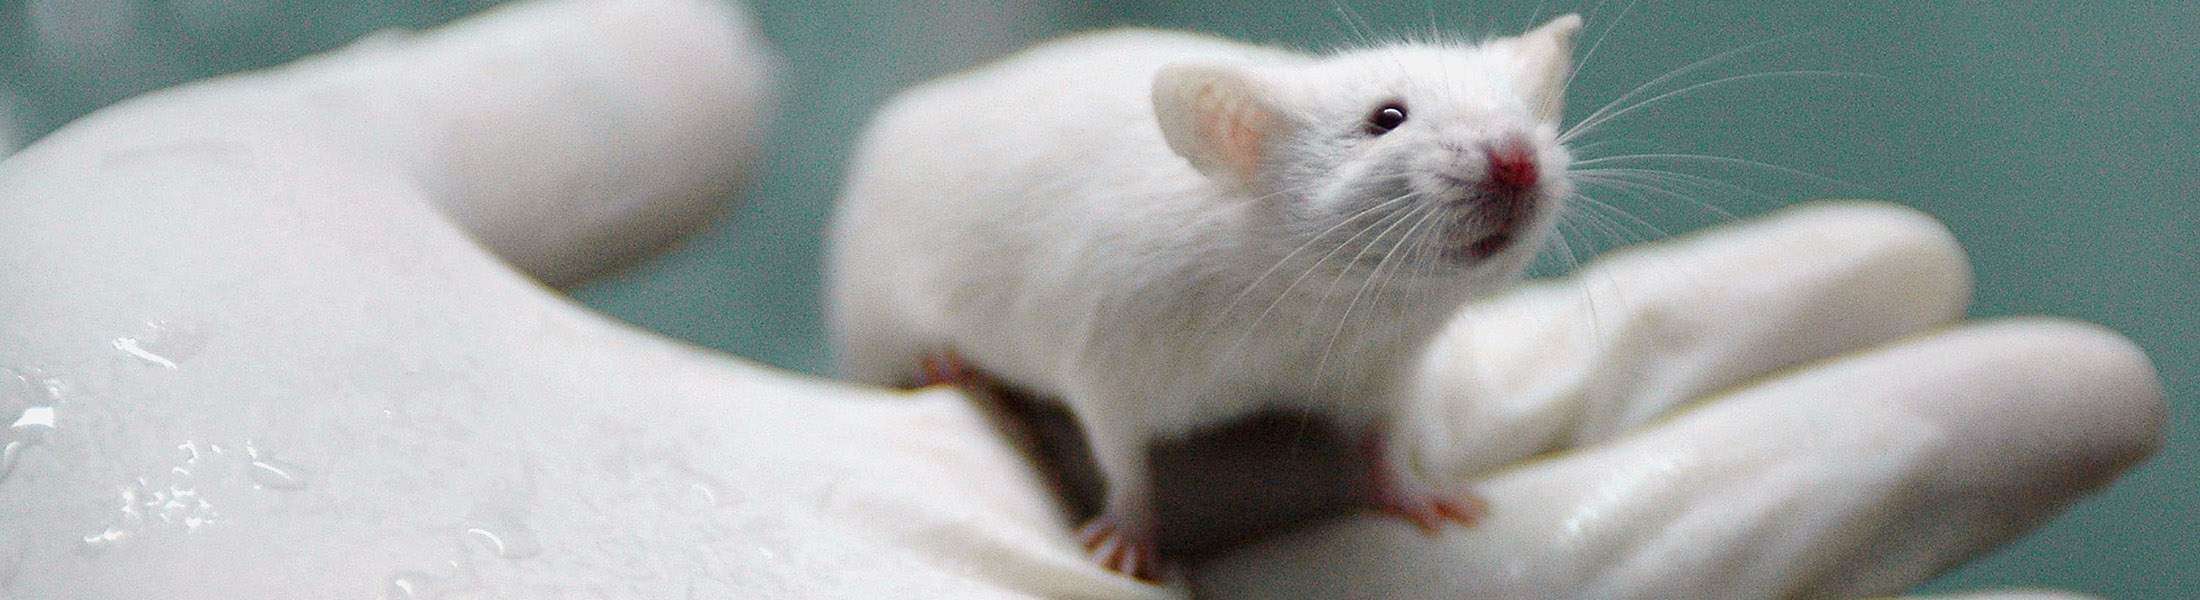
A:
[1517, 14, 1582, 123]
[1152, 63, 1282, 191]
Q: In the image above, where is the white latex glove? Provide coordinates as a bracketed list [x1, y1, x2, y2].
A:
[0, 1, 2163, 599]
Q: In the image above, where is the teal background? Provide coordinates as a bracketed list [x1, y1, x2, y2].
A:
[2, 1, 2191, 596]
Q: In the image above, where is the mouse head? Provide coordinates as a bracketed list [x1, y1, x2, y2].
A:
[1154, 15, 1580, 286]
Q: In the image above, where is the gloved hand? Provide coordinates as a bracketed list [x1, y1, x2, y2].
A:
[0, 1, 2160, 599]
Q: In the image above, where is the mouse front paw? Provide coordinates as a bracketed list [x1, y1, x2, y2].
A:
[914, 348, 982, 388]
[1361, 428, 1487, 532]
[1076, 508, 1163, 582]
[1367, 475, 1488, 532]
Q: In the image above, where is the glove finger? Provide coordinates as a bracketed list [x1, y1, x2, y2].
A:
[7, 0, 776, 287]
[1403, 200, 1972, 479]
[354, 0, 778, 286]
[1194, 319, 2163, 599]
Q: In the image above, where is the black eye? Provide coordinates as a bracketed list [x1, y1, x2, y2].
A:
[1364, 102, 1408, 135]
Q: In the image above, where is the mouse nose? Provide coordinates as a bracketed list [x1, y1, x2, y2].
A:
[1444, 136, 1541, 263]
[1485, 138, 1539, 192]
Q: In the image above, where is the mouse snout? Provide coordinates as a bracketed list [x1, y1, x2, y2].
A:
[1485, 137, 1539, 192]
[1438, 136, 1543, 263]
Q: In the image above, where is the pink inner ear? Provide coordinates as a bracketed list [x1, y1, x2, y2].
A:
[1195, 82, 1270, 180]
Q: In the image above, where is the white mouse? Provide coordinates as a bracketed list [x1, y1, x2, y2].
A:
[828, 15, 1581, 581]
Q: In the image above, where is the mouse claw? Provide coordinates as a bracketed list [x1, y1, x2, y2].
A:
[1361, 428, 1487, 532]
[1371, 483, 1488, 532]
[1077, 511, 1163, 582]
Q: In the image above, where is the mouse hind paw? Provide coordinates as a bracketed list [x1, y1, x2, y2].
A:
[1361, 427, 1487, 532]
[1077, 510, 1164, 582]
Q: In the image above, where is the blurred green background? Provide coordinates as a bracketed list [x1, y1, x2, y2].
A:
[2, 0, 2191, 596]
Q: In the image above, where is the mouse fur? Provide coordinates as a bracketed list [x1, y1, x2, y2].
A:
[828, 15, 1582, 580]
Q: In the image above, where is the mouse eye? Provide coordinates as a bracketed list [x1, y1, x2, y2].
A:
[1363, 102, 1408, 135]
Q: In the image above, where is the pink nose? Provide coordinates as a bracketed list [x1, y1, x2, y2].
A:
[1486, 140, 1539, 191]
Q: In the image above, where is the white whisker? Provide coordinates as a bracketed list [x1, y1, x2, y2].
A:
[1565, 70, 1870, 145]
[1560, 181, 1680, 242]
[1201, 190, 1420, 339]
[1575, 152, 1863, 192]
[1575, 167, 1753, 221]
[1561, 0, 1641, 104]
[1214, 194, 1423, 361]
[1562, 32, 1808, 143]
[1312, 202, 1444, 388]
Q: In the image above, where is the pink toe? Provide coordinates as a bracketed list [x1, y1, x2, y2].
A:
[1077, 510, 1163, 582]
